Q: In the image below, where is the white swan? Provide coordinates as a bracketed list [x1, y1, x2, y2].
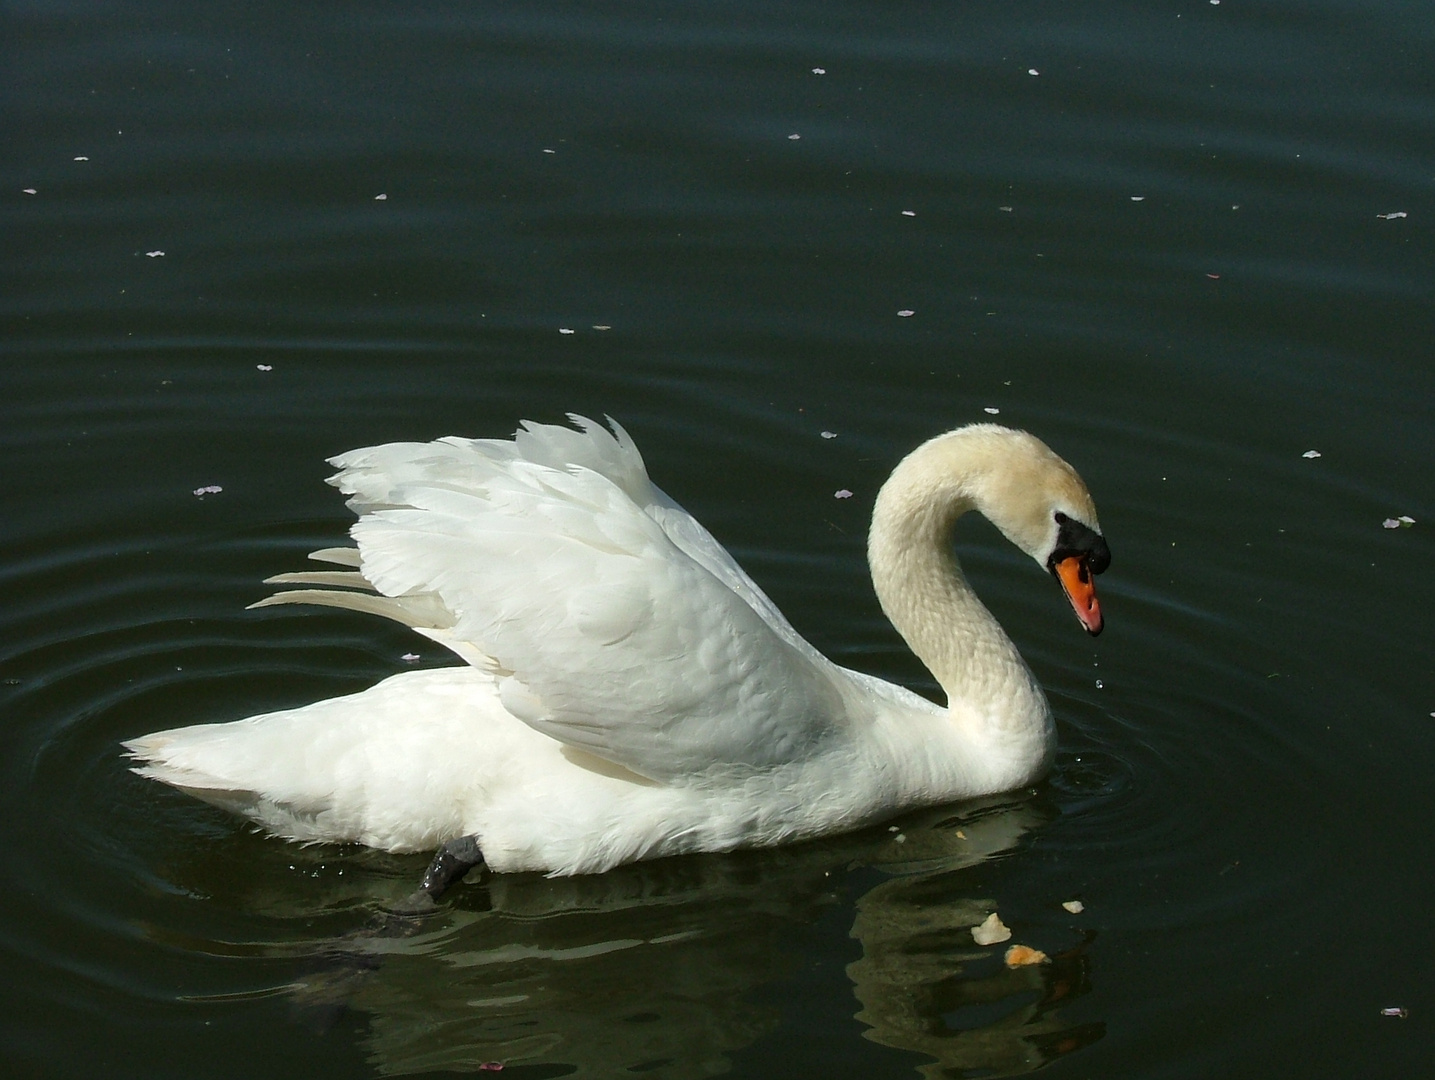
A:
[126, 416, 1109, 887]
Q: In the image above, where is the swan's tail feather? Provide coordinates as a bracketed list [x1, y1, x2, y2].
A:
[263, 570, 377, 591]
[307, 546, 363, 568]
[252, 545, 495, 668]
[248, 588, 456, 630]
[123, 733, 265, 812]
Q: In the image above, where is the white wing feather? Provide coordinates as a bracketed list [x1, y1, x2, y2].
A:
[321, 416, 844, 781]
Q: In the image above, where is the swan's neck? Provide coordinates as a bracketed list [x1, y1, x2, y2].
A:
[867, 439, 1051, 744]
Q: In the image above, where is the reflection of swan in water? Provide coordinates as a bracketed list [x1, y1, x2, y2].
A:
[849, 867, 1104, 1078]
[255, 796, 1098, 1077]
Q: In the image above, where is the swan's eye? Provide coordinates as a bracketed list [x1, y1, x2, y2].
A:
[1054, 511, 1068, 524]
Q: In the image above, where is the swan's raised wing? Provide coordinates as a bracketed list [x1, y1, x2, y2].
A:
[259, 417, 845, 782]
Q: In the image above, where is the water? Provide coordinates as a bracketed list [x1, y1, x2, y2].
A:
[3, 1, 1433, 1076]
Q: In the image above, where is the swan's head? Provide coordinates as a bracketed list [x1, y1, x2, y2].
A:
[961, 426, 1110, 636]
[877, 424, 1111, 636]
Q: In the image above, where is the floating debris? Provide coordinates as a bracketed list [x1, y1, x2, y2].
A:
[998, 205, 1013, 212]
[984, 407, 1000, 415]
[1301, 450, 1322, 459]
[1095, 679, 1104, 689]
[972, 913, 1012, 946]
[1005, 944, 1049, 967]
[374, 193, 387, 200]
[897, 309, 915, 317]
[192, 485, 223, 497]
[401, 653, 421, 663]
[834, 489, 853, 500]
[1376, 211, 1407, 220]
[820, 431, 837, 440]
[1382, 516, 1415, 530]
[1062, 900, 1085, 914]
[559, 327, 575, 335]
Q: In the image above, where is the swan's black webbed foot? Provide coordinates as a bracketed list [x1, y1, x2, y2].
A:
[289, 836, 488, 1029]
[393, 834, 487, 915]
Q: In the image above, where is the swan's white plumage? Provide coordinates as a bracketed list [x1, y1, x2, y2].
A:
[126, 416, 1105, 875]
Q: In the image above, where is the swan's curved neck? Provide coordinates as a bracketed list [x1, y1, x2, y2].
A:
[867, 436, 1049, 731]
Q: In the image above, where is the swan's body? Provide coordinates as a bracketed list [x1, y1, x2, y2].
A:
[126, 417, 1109, 877]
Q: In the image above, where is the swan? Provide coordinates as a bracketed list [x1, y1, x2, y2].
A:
[125, 416, 1109, 897]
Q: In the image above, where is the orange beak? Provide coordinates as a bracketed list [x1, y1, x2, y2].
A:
[1054, 555, 1103, 636]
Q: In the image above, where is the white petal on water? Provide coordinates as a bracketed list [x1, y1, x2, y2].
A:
[192, 485, 223, 497]
[1062, 900, 1085, 914]
[559, 328, 575, 335]
[1382, 519, 1400, 529]
[972, 913, 1012, 946]
[1131, 195, 1145, 201]
[984, 407, 1000, 415]
[788, 133, 801, 140]
[1381, 1007, 1408, 1019]
[401, 653, 421, 663]
[820, 431, 837, 439]
[834, 489, 853, 500]
[22, 188, 37, 195]
[1398, 516, 1415, 524]
[1377, 211, 1407, 220]
[897, 309, 915, 317]
[811, 67, 826, 75]
[1302, 450, 1322, 458]
[146, 250, 165, 257]
[901, 210, 916, 217]
[256, 364, 273, 371]
[1027, 69, 1040, 76]
[74, 156, 89, 161]
[374, 193, 387, 200]
[998, 205, 1013, 212]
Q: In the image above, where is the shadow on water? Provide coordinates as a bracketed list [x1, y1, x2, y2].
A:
[147, 796, 1099, 1078]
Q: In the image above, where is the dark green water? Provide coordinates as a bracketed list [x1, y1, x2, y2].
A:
[4, 1, 1433, 1076]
